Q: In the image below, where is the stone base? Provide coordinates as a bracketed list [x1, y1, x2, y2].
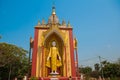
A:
[50, 78, 59, 80]
[49, 72, 60, 77]
[39, 77, 80, 80]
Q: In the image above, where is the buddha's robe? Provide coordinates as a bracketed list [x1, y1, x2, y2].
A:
[46, 47, 62, 71]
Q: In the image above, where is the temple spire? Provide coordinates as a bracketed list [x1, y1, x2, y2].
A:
[42, 18, 45, 25]
[48, 4, 59, 25]
[52, 0, 56, 15]
[38, 20, 41, 25]
[67, 21, 71, 27]
[52, 6, 56, 15]
[62, 20, 66, 26]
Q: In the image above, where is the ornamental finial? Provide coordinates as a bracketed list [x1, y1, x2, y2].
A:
[42, 18, 45, 25]
[67, 21, 71, 27]
[52, 6, 56, 15]
[52, 1, 56, 15]
[62, 20, 66, 26]
[38, 20, 41, 25]
[74, 37, 78, 49]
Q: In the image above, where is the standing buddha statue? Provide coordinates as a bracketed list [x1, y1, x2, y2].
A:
[46, 41, 62, 74]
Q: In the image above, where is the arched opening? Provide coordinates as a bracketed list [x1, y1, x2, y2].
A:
[44, 32, 64, 77]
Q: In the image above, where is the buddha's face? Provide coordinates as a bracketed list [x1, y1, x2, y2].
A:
[52, 41, 56, 47]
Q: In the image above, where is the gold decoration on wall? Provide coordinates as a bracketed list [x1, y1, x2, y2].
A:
[43, 24, 65, 45]
[39, 24, 65, 76]
[74, 37, 77, 49]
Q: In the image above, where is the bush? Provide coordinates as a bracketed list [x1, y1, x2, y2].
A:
[30, 76, 38, 80]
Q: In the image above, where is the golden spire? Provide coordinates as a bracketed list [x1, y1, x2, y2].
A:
[48, 19, 51, 24]
[48, 4, 59, 25]
[67, 21, 71, 27]
[52, 0, 56, 15]
[62, 20, 66, 26]
[42, 18, 45, 25]
[38, 20, 41, 25]
[52, 6, 56, 15]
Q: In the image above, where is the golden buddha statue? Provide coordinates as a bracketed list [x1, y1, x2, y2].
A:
[46, 41, 62, 73]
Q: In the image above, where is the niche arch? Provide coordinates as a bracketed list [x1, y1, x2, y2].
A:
[44, 30, 64, 76]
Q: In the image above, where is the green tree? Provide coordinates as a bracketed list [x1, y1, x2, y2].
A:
[90, 63, 100, 78]
[0, 43, 29, 80]
[117, 58, 120, 64]
[94, 63, 100, 72]
[102, 63, 120, 78]
[98, 60, 120, 78]
[90, 71, 100, 78]
[101, 60, 110, 67]
[79, 66, 92, 80]
[79, 66, 92, 74]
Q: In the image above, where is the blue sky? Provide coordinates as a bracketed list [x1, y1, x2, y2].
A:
[0, 0, 120, 68]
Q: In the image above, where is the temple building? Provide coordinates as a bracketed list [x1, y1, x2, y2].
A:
[30, 6, 80, 80]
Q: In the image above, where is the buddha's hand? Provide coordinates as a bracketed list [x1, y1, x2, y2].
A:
[47, 57, 50, 61]
[59, 56, 61, 61]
